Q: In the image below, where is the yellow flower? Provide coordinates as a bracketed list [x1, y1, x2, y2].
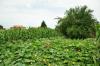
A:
[72, 62, 75, 64]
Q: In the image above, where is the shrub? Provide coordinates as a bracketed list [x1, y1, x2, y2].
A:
[0, 25, 3, 29]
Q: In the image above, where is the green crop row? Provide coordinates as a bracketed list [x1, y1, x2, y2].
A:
[0, 38, 99, 66]
[0, 28, 62, 43]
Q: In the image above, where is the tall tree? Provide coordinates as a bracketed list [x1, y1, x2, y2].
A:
[56, 5, 98, 39]
[41, 20, 47, 28]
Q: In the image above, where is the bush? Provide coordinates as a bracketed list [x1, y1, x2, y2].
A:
[56, 6, 98, 39]
[0, 25, 3, 29]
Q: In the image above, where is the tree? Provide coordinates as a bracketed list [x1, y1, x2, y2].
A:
[0, 25, 3, 29]
[56, 5, 98, 39]
[41, 20, 47, 28]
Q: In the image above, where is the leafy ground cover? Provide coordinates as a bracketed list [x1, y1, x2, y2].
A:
[0, 37, 99, 66]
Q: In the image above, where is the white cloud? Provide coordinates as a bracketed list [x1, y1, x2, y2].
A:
[0, 0, 100, 28]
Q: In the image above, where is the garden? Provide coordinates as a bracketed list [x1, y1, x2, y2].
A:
[0, 6, 100, 66]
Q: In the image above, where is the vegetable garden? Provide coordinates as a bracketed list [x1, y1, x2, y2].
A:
[0, 5, 100, 66]
[0, 37, 99, 66]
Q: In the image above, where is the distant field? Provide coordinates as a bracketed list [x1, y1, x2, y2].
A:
[0, 37, 99, 66]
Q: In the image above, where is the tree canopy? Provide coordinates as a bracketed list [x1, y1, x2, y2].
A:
[56, 5, 98, 39]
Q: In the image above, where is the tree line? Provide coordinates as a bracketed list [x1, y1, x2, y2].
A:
[0, 5, 100, 39]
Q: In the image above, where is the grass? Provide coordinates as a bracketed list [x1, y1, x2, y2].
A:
[0, 37, 99, 66]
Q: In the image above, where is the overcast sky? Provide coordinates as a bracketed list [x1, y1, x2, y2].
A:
[0, 0, 100, 28]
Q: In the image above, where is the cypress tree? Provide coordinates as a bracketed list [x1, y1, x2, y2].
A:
[41, 20, 47, 28]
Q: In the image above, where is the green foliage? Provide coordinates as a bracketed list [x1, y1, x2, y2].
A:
[56, 5, 98, 39]
[96, 23, 100, 42]
[0, 38, 99, 66]
[0, 28, 62, 43]
[0, 25, 3, 29]
[96, 23, 100, 62]
[41, 20, 47, 28]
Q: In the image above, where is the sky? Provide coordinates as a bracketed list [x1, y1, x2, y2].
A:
[0, 0, 100, 28]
